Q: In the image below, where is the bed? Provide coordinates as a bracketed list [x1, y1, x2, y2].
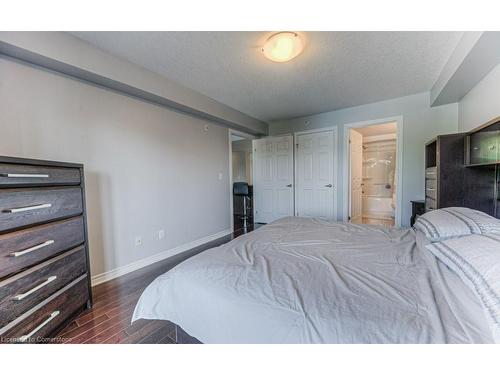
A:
[132, 216, 496, 343]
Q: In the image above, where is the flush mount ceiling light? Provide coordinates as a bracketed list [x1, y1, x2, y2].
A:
[262, 32, 304, 63]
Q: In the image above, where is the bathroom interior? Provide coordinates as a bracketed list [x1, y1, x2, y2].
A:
[357, 122, 397, 227]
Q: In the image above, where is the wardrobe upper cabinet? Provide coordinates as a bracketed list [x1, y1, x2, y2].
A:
[464, 117, 500, 218]
[466, 117, 500, 166]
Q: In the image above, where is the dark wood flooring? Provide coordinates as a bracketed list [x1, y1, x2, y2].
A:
[56, 223, 260, 344]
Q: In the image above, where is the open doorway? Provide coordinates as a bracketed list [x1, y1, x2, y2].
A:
[229, 130, 255, 235]
[345, 118, 403, 227]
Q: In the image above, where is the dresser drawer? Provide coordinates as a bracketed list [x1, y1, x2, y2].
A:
[426, 197, 437, 210]
[0, 216, 85, 279]
[425, 167, 437, 180]
[0, 187, 82, 233]
[426, 179, 437, 190]
[0, 163, 80, 188]
[0, 275, 89, 343]
[0, 246, 87, 328]
[425, 186, 437, 200]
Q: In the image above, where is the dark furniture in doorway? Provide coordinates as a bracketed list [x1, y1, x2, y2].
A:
[233, 183, 253, 231]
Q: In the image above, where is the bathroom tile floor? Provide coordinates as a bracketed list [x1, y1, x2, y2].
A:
[362, 217, 395, 227]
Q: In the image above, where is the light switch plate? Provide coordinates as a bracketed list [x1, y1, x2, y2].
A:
[158, 229, 165, 240]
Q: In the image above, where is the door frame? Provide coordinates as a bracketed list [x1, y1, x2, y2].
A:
[294, 126, 339, 220]
[342, 116, 404, 228]
[228, 129, 257, 233]
[348, 128, 364, 224]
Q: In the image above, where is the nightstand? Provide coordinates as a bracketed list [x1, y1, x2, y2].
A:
[410, 200, 425, 226]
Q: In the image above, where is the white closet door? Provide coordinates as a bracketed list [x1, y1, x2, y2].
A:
[349, 129, 363, 223]
[253, 135, 294, 223]
[296, 130, 335, 219]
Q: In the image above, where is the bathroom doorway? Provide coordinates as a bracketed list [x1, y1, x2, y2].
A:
[344, 118, 403, 227]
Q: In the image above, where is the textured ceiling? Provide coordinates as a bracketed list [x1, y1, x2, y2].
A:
[70, 31, 463, 122]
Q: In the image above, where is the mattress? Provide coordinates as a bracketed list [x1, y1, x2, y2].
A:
[132, 217, 494, 343]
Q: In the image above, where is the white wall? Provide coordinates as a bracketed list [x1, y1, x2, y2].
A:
[458, 63, 500, 132]
[0, 56, 231, 278]
[270, 92, 459, 227]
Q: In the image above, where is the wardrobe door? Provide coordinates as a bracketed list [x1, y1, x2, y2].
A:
[253, 135, 294, 223]
[296, 130, 336, 220]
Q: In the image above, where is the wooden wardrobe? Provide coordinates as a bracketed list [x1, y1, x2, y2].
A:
[425, 117, 500, 218]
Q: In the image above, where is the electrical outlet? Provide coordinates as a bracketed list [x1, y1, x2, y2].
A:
[135, 236, 143, 246]
[158, 229, 165, 240]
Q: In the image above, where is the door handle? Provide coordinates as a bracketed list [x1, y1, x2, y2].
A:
[325, 184, 333, 188]
[286, 184, 293, 188]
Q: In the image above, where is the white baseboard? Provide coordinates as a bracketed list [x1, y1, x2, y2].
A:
[91, 229, 232, 286]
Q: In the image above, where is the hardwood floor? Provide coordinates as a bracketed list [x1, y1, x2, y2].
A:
[55, 224, 260, 344]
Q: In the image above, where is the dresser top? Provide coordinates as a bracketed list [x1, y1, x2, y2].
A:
[0, 156, 83, 169]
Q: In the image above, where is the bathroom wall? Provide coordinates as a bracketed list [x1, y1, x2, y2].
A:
[232, 139, 253, 185]
[362, 138, 397, 199]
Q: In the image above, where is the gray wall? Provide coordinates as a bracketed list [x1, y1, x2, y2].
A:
[458, 63, 500, 131]
[270, 92, 459, 227]
[0, 56, 231, 278]
[0, 32, 268, 136]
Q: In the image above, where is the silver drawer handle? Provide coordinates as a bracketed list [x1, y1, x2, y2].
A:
[13, 276, 57, 301]
[18, 311, 60, 343]
[426, 188, 436, 191]
[0, 173, 49, 178]
[325, 184, 333, 188]
[11, 240, 55, 257]
[2, 203, 52, 213]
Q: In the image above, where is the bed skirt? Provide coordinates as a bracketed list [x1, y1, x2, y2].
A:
[175, 324, 202, 344]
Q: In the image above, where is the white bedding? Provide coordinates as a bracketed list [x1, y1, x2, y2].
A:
[132, 217, 494, 343]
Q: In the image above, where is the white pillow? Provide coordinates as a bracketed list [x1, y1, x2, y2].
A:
[426, 234, 500, 343]
[414, 207, 500, 242]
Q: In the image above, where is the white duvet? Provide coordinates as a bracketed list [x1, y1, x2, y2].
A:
[132, 217, 494, 343]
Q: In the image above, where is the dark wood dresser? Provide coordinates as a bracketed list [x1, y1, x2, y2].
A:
[0, 156, 91, 343]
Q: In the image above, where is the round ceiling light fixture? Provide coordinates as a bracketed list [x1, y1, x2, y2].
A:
[262, 32, 304, 63]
